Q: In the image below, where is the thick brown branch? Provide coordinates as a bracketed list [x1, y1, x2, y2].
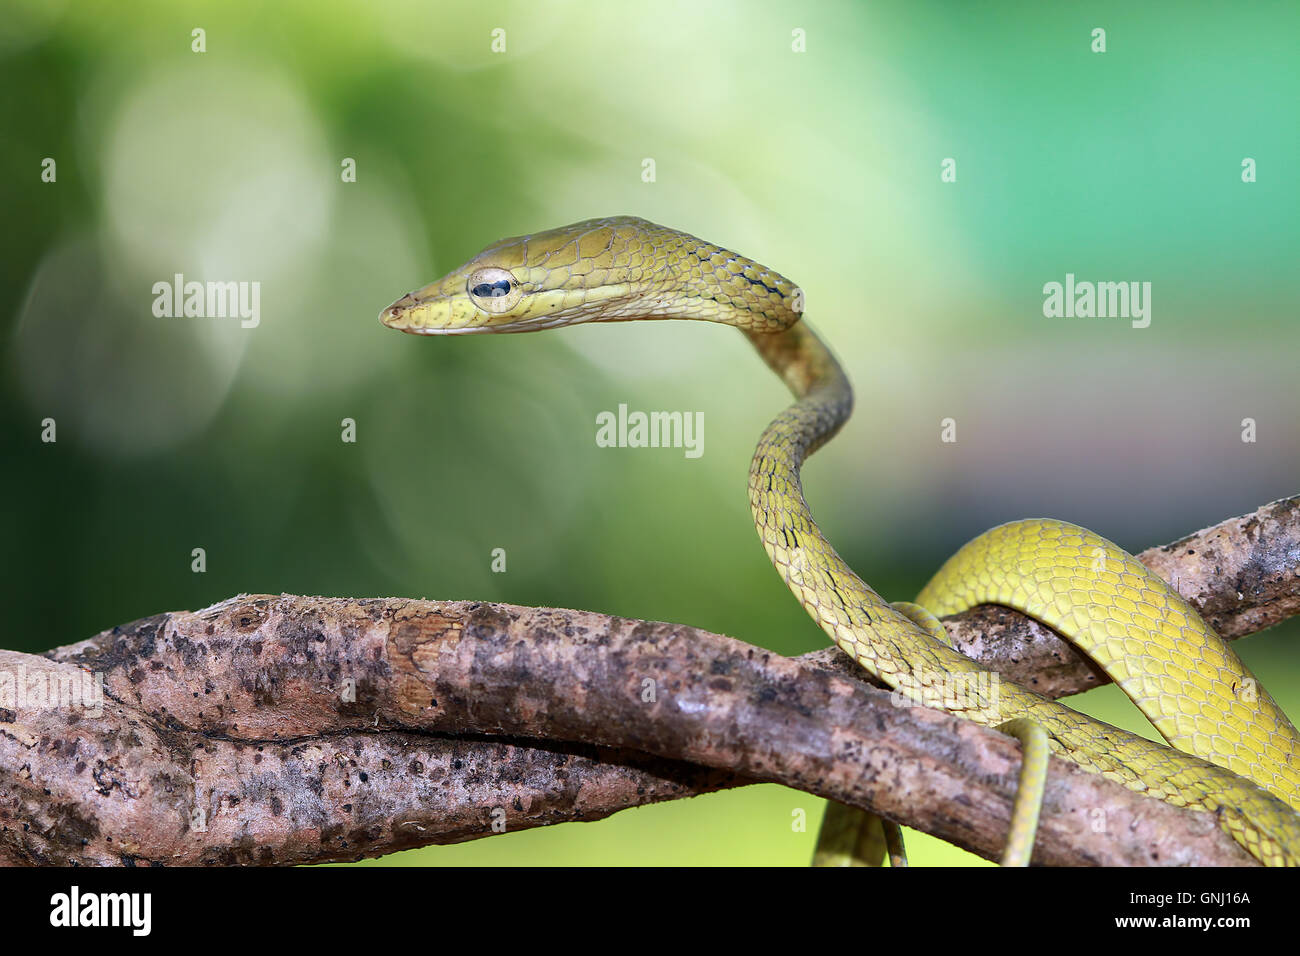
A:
[0, 664, 744, 866]
[1, 496, 1295, 866]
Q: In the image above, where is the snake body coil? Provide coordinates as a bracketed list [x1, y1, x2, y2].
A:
[383, 216, 1300, 865]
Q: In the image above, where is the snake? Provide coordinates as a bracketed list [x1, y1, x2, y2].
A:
[380, 215, 1300, 866]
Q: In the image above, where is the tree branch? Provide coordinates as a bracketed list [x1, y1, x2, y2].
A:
[2, 496, 1296, 866]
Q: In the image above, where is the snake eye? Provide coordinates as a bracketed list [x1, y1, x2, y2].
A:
[466, 267, 523, 314]
[471, 279, 511, 298]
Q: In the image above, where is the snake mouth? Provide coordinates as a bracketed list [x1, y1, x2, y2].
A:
[405, 316, 580, 335]
[380, 308, 488, 335]
[380, 294, 584, 335]
[395, 326, 481, 336]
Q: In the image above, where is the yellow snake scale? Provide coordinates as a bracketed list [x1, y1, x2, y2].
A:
[382, 215, 1300, 865]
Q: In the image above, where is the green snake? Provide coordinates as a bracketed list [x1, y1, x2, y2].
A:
[381, 216, 1300, 866]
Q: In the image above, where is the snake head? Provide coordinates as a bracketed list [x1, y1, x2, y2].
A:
[380, 216, 801, 335]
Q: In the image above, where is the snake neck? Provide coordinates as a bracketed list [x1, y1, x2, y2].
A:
[743, 322, 848, 416]
[744, 322, 947, 686]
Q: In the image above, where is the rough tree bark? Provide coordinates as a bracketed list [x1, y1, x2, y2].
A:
[1, 497, 1296, 867]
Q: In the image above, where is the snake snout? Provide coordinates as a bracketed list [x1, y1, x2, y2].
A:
[379, 292, 420, 329]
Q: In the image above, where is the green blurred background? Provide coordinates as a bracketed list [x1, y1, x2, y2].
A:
[2, 1, 1297, 865]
